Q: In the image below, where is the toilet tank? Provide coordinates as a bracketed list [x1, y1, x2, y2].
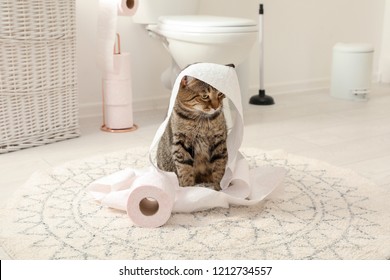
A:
[132, 0, 200, 24]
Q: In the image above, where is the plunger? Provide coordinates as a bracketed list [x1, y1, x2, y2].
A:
[249, 3, 275, 105]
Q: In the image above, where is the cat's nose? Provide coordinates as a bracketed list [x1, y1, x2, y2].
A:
[211, 100, 219, 110]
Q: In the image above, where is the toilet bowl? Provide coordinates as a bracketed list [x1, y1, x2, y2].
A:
[147, 15, 257, 88]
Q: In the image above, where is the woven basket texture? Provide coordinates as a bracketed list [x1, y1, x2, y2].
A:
[0, 0, 80, 153]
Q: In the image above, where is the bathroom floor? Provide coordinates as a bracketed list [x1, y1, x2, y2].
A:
[1, 85, 390, 259]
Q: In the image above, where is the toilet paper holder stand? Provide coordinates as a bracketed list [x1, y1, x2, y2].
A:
[101, 33, 138, 133]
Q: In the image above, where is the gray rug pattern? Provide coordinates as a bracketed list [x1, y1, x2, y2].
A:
[1, 148, 389, 259]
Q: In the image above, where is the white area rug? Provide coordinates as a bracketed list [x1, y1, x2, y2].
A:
[1, 147, 389, 259]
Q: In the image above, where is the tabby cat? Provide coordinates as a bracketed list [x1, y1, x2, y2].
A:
[156, 75, 228, 191]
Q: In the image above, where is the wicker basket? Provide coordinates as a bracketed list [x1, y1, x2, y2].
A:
[0, 0, 80, 153]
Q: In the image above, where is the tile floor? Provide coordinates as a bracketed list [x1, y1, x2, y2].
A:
[1, 84, 390, 259]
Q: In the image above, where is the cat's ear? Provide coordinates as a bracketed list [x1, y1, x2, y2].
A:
[225, 63, 235, 68]
[181, 76, 188, 87]
[181, 76, 195, 88]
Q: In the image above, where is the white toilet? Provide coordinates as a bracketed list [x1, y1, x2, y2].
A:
[132, 0, 258, 88]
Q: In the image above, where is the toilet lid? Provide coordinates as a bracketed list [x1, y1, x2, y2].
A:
[158, 15, 258, 33]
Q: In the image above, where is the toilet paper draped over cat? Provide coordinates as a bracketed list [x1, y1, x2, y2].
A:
[88, 63, 286, 227]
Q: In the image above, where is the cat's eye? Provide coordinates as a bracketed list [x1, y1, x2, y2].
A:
[201, 94, 209, 100]
[218, 92, 225, 98]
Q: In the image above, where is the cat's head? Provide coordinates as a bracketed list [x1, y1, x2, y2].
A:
[177, 76, 225, 116]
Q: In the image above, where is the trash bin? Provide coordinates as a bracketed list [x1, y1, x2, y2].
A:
[330, 43, 374, 101]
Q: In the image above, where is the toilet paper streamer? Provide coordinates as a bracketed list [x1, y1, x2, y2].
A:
[97, 0, 138, 73]
[88, 63, 287, 227]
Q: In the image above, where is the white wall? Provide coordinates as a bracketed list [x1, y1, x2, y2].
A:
[267, 0, 385, 87]
[379, 0, 390, 83]
[76, 0, 386, 118]
[201, 0, 386, 94]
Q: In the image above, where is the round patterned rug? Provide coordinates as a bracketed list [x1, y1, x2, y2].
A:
[1, 147, 389, 260]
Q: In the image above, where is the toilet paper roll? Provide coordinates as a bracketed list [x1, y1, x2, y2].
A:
[118, 0, 139, 16]
[104, 104, 134, 129]
[97, 0, 138, 73]
[104, 52, 132, 81]
[126, 169, 178, 228]
[103, 79, 132, 105]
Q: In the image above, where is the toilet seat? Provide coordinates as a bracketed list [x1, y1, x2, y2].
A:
[157, 15, 258, 34]
[147, 14, 258, 71]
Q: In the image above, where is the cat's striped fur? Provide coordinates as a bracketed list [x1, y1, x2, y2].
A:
[156, 76, 228, 190]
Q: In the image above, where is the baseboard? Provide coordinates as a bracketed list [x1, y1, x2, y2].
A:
[78, 95, 170, 119]
[78, 102, 101, 119]
[250, 78, 331, 96]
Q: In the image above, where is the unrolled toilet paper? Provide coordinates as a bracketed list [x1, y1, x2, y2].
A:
[88, 169, 136, 210]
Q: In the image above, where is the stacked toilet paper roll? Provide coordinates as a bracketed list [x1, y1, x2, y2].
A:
[102, 51, 135, 130]
[98, 0, 138, 130]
